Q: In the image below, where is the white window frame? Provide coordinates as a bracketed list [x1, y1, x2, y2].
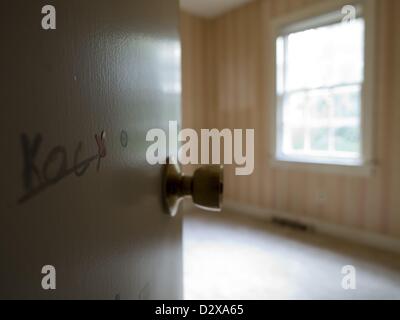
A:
[269, 0, 376, 176]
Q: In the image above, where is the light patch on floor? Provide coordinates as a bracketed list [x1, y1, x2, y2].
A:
[183, 209, 400, 300]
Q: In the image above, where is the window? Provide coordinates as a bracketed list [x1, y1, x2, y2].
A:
[271, 1, 375, 174]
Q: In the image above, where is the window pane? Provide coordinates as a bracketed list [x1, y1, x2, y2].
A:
[283, 92, 306, 124]
[334, 126, 360, 153]
[291, 128, 305, 150]
[285, 18, 364, 91]
[333, 85, 361, 118]
[310, 128, 329, 151]
[276, 37, 285, 95]
[308, 90, 331, 120]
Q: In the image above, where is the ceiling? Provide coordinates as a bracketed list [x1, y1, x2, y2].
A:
[180, 0, 253, 18]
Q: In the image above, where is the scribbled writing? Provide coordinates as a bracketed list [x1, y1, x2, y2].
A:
[18, 131, 107, 204]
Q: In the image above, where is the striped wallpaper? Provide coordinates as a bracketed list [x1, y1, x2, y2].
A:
[180, 0, 400, 239]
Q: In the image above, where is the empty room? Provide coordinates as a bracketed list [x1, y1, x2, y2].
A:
[180, 0, 400, 300]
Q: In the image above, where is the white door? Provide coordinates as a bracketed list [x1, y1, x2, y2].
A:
[0, 0, 182, 299]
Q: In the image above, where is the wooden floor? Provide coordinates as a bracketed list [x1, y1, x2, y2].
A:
[183, 208, 400, 300]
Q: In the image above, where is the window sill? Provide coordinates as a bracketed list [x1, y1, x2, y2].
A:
[270, 157, 374, 177]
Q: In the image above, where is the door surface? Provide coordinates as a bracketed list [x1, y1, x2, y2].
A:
[0, 0, 182, 299]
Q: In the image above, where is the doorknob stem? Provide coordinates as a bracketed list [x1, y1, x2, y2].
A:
[163, 158, 223, 217]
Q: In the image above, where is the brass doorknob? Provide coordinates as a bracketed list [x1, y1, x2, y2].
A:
[163, 158, 224, 217]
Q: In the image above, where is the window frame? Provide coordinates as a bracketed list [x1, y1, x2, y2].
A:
[269, 0, 376, 176]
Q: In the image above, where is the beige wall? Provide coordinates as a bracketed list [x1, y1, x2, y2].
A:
[180, 0, 400, 239]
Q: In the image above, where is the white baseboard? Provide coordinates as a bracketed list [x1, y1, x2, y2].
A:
[224, 201, 400, 255]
